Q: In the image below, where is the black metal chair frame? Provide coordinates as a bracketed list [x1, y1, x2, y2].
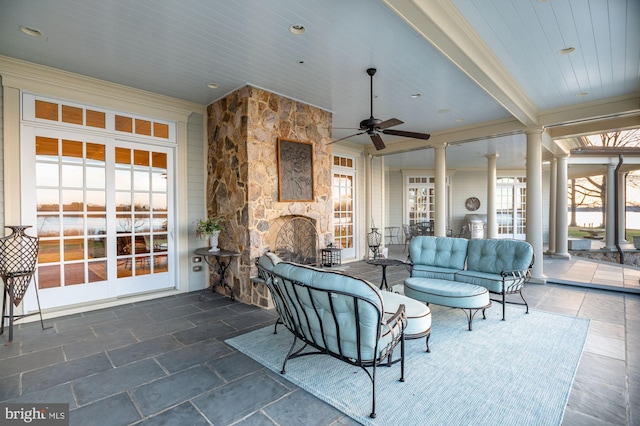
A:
[489, 253, 535, 320]
[257, 263, 407, 419]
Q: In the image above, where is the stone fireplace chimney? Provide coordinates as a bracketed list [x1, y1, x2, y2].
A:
[206, 86, 333, 306]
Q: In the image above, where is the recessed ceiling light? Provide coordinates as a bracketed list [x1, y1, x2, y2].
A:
[19, 25, 42, 37]
[456, 118, 465, 123]
[207, 83, 219, 89]
[289, 24, 306, 35]
[411, 93, 421, 98]
[559, 47, 575, 55]
[576, 92, 589, 97]
[438, 108, 451, 114]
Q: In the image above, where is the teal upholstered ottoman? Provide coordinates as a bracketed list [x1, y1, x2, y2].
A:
[404, 277, 491, 330]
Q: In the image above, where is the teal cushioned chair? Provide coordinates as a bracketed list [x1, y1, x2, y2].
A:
[257, 256, 407, 418]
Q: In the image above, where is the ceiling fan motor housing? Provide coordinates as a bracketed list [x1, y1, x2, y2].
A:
[360, 117, 382, 130]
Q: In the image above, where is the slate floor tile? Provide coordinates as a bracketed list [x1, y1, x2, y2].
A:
[568, 375, 626, 425]
[73, 358, 166, 405]
[0, 346, 65, 379]
[170, 320, 235, 346]
[136, 402, 210, 426]
[193, 371, 291, 425]
[263, 389, 344, 426]
[63, 329, 138, 360]
[107, 334, 183, 366]
[70, 392, 140, 426]
[131, 364, 224, 417]
[0, 374, 20, 401]
[6, 382, 78, 409]
[155, 337, 232, 373]
[22, 352, 113, 395]
[207, 351, 265, 382]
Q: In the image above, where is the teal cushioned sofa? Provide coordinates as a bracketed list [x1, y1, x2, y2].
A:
[408, 236, 534, 320]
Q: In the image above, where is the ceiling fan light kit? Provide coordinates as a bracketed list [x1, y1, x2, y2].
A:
[330, 68, 430, 150]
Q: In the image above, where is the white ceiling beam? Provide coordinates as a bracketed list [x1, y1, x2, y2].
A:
[367, 117, 525, 156]
[383, 0, 538, 127]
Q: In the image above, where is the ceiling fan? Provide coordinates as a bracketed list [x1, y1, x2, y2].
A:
[330, 68, 431, 150]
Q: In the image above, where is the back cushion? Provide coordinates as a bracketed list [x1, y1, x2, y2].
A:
[272, 262, 383, 359]
[409, 236, 468, 270]
[466, 239, 533, 274]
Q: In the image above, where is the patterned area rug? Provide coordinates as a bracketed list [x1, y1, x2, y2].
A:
[227, 305, 589, 425]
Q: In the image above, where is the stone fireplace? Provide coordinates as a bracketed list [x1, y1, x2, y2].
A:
[206, 85, 333, 307]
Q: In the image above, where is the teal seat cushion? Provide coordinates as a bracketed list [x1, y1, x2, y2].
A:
[410, 265, 460, 281]
[466, 239, 533, 275]
[404, 277, 489, 309]
[409, 236, 468, 271]
[454, 270, 504, 293]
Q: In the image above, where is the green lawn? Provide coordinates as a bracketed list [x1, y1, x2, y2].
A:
[568, 226, 640, 239]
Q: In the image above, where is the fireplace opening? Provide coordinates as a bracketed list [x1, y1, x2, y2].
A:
[271, 216, 318, 265]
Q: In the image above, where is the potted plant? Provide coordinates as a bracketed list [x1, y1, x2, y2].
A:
[194, 217, 225, 252]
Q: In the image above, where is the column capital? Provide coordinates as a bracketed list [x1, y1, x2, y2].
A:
[432, 142, 448, 150]
[485, 153, 500, 160]
[524, 127, 545, 135]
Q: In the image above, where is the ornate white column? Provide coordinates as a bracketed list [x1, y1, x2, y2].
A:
[547, 157, 557, 254]
[554, 155, 570, 258]
[618, 171, 627, 243]
[604, 162, 616, 250]
[434, 144, 447, 236]
[525, 129, 546, 281]
[486, 154, 498, 239]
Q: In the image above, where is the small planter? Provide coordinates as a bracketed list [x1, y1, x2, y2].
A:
[633, 236, 640, 250]
[208, 231, 221, 252]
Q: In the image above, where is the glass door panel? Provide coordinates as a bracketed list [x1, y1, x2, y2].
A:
[22, 126, 174, 312]
[332, 155, 356, 259]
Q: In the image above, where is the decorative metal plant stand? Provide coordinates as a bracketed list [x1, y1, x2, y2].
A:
[0, 226, 48, 344]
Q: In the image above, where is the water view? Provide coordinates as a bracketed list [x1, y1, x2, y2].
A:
[571, 211, 640, 229]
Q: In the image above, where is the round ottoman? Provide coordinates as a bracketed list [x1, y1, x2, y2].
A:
[404, 277, 491, 330]
[381, 291, 432, 352]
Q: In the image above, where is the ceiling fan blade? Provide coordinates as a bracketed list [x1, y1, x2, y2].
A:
[370, 133, 386, 150]
[328, 131, 367, 144]
[377, 118, 403, 130]
[382, 129, 431, 140]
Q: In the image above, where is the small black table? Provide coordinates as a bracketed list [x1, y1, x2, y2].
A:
[366, 258, 407, 291]
[194, 247, 240, 300]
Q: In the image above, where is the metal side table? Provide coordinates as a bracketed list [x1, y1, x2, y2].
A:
[194, 247, 240, 301]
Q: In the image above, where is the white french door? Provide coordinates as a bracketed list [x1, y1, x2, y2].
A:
[332, 155, 356, 259]
[496, 177, 527, 240]
[406, 176, 434, 225]
[21, 126, 175, 311]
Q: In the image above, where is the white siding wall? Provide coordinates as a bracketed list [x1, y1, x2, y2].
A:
[386, 169, 404, 241]
[370, 156, 384, 230]
[0, 77, 4, 233]
[187, 113, 207, 291]
[451, 170, 487, 235]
